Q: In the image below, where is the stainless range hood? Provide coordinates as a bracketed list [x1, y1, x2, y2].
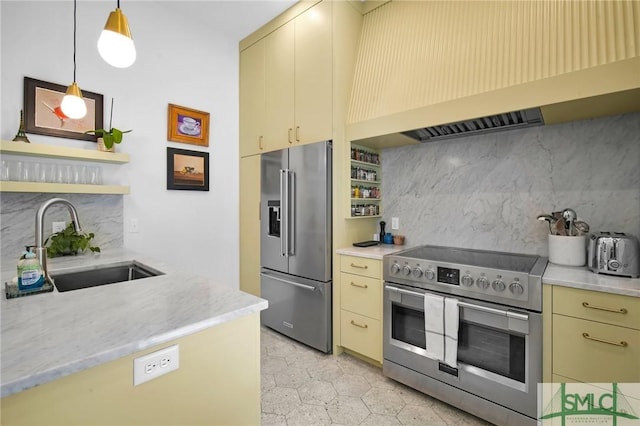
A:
[401, 108, 544, 143]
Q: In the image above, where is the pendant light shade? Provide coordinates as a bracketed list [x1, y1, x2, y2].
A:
[61, 0, 87, 120]
[98, 6, 136, 68]
[61, 82, 87, 119]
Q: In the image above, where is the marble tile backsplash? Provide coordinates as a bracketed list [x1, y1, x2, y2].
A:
[1, 193, 123, 268]
[381, 112, 640, 256]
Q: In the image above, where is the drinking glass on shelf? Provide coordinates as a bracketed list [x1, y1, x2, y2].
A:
[88, 166, 103, 185]
[71, 165, 87, 184]
[0, 159, 10, 181]
[9, 160, 24, 182]
[46, 164, 58, 183]
[34, 162, 47, 183]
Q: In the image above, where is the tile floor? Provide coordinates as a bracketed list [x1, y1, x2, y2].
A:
[260, 326, 492, 425]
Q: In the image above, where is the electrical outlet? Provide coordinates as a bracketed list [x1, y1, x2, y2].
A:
[391, 217, 400, 230]
[129, 218, 139, 233]
[52, 221, 66, 233]
[133, 344, 179, 386]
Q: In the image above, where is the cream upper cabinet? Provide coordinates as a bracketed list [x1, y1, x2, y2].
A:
[293, 0, 332, 145]
[239, 39, 266, 157]
[245, 1, 333, 154]
[264, 19, 295, 151]
[239, 155, 261, 296]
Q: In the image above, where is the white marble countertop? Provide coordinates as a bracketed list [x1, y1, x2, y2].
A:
[336, 244, 408, 260]
[542, 263, 640, 298]
[0, 249, 268, 398]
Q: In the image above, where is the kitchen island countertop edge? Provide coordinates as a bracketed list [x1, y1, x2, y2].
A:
[1, 249, 268, 398]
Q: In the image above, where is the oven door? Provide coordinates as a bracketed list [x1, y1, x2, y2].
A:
[383, 283, 542, 418]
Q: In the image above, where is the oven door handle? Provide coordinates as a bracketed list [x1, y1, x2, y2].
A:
[385, 285, 528, 320]
[385, 285, 425, 298]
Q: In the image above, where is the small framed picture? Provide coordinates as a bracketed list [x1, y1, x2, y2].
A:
[166, 147, 209, 191]
[23, 77, 104, 142]
[167, 103, 210, 147]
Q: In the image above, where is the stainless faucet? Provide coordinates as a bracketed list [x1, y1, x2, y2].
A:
[34, 198, 82, 285]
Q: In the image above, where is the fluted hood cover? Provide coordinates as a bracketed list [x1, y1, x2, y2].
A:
[402, 108, 544, 143]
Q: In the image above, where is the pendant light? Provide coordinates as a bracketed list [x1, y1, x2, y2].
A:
[61, 0, 87, 120]
[97, 0, 136, 68]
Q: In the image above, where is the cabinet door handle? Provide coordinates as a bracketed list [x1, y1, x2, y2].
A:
[350, 263, 368, 270]
[258, 135, 263, 150]
[350, 320, 368, 329]
[582, 333, 628, 347]
[295, 126, 300, 142]
[288, 128, 293, 144]
[582, 302, 628, 314]
[350, 281, 368, 289]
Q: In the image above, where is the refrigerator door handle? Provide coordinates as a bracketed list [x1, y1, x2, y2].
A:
[280, 169, 287, 257]
[260, 272, 316, 292]
[289, 170, 295, 256]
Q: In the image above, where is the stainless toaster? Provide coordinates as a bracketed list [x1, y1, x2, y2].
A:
[587, 232, 640, 278]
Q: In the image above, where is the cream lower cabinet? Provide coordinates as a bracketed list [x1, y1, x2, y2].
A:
[339, 255, 382, 363]
[239, 155, 261, 296]
[1, 313, 261, 426]
[547, 285, 640, 383]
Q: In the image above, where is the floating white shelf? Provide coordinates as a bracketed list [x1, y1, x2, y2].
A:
[0, 181, 130, 195]
[0, 140, 129, 164]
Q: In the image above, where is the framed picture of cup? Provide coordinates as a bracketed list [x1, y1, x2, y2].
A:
[166, 147, 209, 191]
[23, 77, 104, 142]
[167, 104, 210, 147]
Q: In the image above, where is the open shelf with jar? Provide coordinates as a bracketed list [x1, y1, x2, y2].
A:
[349, 144, 381, 218]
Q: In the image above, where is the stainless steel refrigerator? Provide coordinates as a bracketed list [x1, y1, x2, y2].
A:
[260, 140, 332, 353]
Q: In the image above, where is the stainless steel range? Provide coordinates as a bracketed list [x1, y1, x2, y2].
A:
[383, 245, 547, 426]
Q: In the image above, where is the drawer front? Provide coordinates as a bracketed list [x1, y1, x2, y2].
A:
[340, 255, 380, 279]
[340, 272, 381, 320]
[340, 310, 381, 362]
[553, 314, 640, 383]
[553, 286, 640, 330]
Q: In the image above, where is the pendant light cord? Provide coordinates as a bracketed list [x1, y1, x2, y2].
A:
[72, 0, 77, 83]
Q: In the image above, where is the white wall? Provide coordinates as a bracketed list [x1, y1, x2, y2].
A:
[1, 2, 240, 288]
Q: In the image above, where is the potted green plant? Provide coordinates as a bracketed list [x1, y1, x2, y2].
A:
[85, 98, 131, 151]
[45, 223, 101, 258]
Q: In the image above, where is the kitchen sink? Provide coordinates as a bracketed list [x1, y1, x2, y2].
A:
[51, 261, 165, 292]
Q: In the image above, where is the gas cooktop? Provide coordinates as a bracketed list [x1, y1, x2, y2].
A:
[383, 245, 548, 311]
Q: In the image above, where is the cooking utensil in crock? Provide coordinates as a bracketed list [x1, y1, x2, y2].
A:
[562, 208, 577, 236]
[574, 220, 590, 235]
[537, 214, 557, 235]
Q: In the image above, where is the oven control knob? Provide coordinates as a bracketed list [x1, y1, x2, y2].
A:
[509, 282, 524, 295]
[413, 267, 424, 278]
[402, 265, 412, 276]
[425, 269, 436, 280]
[461, 274, 474, 286]
[390, 263, 401, 274]
[476, 276, 490, 289]
[492, 279, 506, 292]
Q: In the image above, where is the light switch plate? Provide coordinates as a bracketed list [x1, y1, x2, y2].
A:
[391, 217, 399, 230]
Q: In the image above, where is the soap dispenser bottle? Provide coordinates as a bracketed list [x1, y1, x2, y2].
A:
[17, 247, 45, 291]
